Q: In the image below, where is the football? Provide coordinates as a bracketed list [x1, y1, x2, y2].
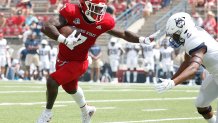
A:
[58, 26, 81, 37]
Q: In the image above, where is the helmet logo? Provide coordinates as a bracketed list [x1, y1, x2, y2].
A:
[174, 17, 185, 28]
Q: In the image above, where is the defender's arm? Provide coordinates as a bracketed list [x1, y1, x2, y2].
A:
[173, 48, 206, 85]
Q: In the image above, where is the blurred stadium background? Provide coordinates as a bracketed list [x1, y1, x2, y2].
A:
[0, 0, 217, 122]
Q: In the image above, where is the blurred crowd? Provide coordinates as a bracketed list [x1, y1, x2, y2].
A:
[0, 0, 171, 37]
[189, 0, 218, 39]
[0, 0, 216, 85]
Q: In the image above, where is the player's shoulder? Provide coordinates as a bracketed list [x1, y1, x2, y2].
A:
[59, 3, 79, 16]
[184, 29, 208, 55]
[101, 13, 115, 29]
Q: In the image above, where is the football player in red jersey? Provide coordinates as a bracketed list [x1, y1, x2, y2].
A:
[36, 0, 159, 123]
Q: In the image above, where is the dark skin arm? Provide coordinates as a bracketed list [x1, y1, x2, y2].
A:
[41, 15, 67, 41]
[171, 53, 190, 80]
[107, 29, 141, 43]
[172, 48, 206, 85]
[42, 14, 149, 43]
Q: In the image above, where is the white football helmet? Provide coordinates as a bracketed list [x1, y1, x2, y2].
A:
[109, 37, 118, 46]
[166, 12, 195, 48]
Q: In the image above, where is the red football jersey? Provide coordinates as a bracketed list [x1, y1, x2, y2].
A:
[58, 3, 115, 61]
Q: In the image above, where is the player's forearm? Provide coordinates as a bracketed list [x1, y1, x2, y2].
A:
[107, 29, 140, 43]
[124, 31, 140, 43]
[173, 63, 199, 85]
[172, 61, 189, 80]
[41, 21, 60, 41]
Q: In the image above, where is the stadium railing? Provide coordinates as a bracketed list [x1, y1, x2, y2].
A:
[154, 0, 188, 38]
[97, 3, 144, 45]
[115, 3, 144, 30]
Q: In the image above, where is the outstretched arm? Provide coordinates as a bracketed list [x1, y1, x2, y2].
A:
[107, 28, 159, 44]
[107, 29, 140, 43]
[155, 47, 206, 93]
[172, 48, 206, 85]
[171, 54, 191, 80]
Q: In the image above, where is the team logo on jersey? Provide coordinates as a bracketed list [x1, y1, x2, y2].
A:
[174, 17, 185, 28]
[73, 18, 80, 25]
[96, 25, 102, 30]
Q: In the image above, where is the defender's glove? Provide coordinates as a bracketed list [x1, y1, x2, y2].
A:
[57, 30, 81, 45]
[155, 78, 175, 93]
[139, 30, 160, 45]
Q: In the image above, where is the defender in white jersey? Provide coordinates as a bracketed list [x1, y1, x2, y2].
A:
[49, 42, 57, 73]
[108, 37, 124, 82]
[0, 33, 7, 79]
[154, 12, 218, 123]
[125, 43, 139, 83]
[141, 42, 155, 83]
[39, 40, 51, 77]
[159, 39, 174, 79]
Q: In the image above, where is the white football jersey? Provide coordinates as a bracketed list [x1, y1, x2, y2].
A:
[108, 42, 122, 59]
[0, 39, 7, 56]
[39, 45, 51, 62]
[160, 47, 174, 63]
[184, 27, 218, 74]
[141, 43, 154, 59]
[50, 47, 58, 62]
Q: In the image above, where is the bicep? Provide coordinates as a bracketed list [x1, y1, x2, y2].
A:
[41, 14, 67, 40]
[47, 15, 67, 29]
[189, 47, 206, 65]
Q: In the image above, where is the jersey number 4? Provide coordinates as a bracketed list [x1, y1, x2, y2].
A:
[67, 35, 87, 50]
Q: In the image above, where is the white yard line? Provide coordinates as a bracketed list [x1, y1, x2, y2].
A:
[142, 108, 168, 112]
[0, 81, 201, 88]
[1, 86, 44, 88]
[104, 117, 203, 123]
[0, 97, 196, 106]
[0, 90, 48, 93]
[96, 107, 116, 110]
[42, 105, 67, 108]
[0, 90, 198, 94]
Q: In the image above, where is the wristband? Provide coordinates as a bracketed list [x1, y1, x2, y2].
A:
[57, 34, 66, 43]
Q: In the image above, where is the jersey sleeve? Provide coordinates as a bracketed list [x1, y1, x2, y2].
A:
[59, 3, 75, 24]
[104, 13, 115, 31]
[184, 37, 207, 55]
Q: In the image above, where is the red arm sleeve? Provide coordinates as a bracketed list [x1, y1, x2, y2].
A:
[104, 13, 116, 31]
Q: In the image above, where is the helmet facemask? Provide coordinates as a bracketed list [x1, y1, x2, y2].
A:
[84, 1, 107, 22]
[167, 30, 185, 48]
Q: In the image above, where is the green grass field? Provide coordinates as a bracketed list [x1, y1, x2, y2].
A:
[0, 81, 216, 123]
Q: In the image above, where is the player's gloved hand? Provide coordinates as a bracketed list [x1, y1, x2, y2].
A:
[57, 30, 81, 45]
[155, 78, 175, 93]
[139, 30, 160, 44]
